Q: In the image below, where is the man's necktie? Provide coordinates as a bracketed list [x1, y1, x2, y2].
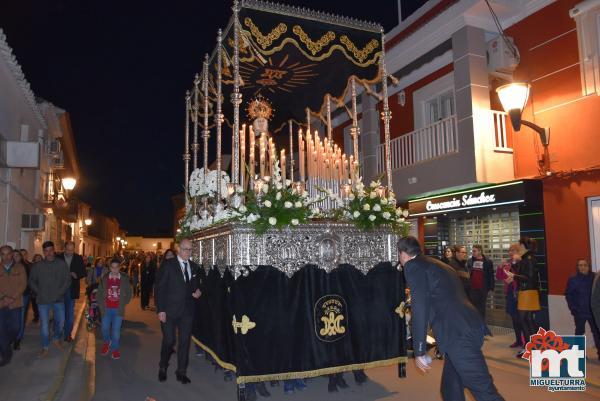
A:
[183, 262, 190, 283]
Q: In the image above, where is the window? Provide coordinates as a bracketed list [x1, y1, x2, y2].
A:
[412, 72, 454, 129]
[424, 90, 455, 124]
[571, 1, 600, 96]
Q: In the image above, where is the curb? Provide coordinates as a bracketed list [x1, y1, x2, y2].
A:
[484, 352, 600, 390]
[42, 298, 87, 401]
[82, 328, 96, 401]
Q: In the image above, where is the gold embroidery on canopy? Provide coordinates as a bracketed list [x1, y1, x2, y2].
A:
[239, 30, 381, 67]
[340, 36, 379, 63]
[292, 25, 336, 56]
[244, 18, 287, 50]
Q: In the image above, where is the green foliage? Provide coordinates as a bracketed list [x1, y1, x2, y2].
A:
[334, 178, 411, 235]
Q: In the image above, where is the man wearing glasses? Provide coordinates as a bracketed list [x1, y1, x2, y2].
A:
[449, 245, 470, 296]
[156, 238, 201, 384]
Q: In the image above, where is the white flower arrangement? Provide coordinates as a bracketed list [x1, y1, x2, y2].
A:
[234, 158, 315, 234]
[325, 175, 411, 235]
[189, 167, 230, 200]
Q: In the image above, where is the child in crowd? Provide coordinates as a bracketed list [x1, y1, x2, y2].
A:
[98, 258, 132, 359]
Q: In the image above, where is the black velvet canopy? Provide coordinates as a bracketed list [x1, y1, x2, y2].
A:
[205, 0, 383, 132]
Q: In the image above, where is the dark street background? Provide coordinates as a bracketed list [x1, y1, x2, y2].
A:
[0, 0, 399, 235]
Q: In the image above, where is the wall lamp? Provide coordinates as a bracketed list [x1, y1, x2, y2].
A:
[497, 83, 551, 172]
[496, 83, 549, 146]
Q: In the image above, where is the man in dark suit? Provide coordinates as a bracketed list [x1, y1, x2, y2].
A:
[399, 236, 504, 401]
[59, 241, 87, 342]
[156, 238, 201, 384]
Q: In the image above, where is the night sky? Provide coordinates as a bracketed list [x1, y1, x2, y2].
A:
[1, 0, 398, 235]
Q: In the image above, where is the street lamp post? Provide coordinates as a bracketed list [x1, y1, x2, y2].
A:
[61, 177, 77, 191]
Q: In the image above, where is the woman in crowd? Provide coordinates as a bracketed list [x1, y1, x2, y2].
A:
[441, 246, 454, 265]
[87, 257, 107, 286]
[160, 249, 176, 268]
[496, 245, 524, 348]
[506, 237, 540, 358]
[565, 259, 600, 359]
[129, 259, 140, 298]
[140, 254, 156, 310]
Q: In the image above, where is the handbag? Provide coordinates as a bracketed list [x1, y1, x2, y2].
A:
[517, 289, 540, 311]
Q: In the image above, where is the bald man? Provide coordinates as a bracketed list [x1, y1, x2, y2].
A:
[156, 238, 201, 384]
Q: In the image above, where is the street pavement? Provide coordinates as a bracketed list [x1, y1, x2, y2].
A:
[2, 295, 600, 401]
[91, 300, 600, 401]
[0, 296, 86, 401]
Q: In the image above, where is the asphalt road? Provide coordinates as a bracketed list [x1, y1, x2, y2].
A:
[91, 301, 600, 401]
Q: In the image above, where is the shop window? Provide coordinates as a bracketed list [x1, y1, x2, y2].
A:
[571, 2, 600, 96]
[448, 207, 521, 328]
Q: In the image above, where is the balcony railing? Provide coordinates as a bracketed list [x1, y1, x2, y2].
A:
[375, 111, 512, 174]
[376, 115, 459, 173]
[491, 110, 511, 152]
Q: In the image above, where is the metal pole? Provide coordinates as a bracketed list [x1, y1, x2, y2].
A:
[380, 30, 393, 192]
[351, 77, 360, 168]
[231, 0, 242, 185]
[202, 54, 210, 175]
[216, 29, 223, 200]
[193, 74, 200, 170]
[184, 91, 191, 206]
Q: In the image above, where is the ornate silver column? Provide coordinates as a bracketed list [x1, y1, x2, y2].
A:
[184, 90, 191, 206]
[231, 0, 242, 185]
[216, 29, 224, 200]
[351, 77, 360, 165]
[380, 30, 393, 192]
[202, 54, 210, 175]
[193, 74, 200, 170]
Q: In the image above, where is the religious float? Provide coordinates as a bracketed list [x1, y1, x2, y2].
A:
[178, 1, 408, 399]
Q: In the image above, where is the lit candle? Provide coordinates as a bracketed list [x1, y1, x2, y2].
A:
[249, 125, 255, 181]
[281, 149, 286, 182]
[299, 128, 304, 182]
[260, 133, 266, 178]
[240, 124, 246, 190]
[289, 121, 293, 182]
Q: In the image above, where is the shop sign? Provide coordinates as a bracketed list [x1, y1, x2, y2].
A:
[409, 181, 526, 216]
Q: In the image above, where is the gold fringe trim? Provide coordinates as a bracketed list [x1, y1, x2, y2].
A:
[191, 336, 237, 373]
[236, 356, 408, 384]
